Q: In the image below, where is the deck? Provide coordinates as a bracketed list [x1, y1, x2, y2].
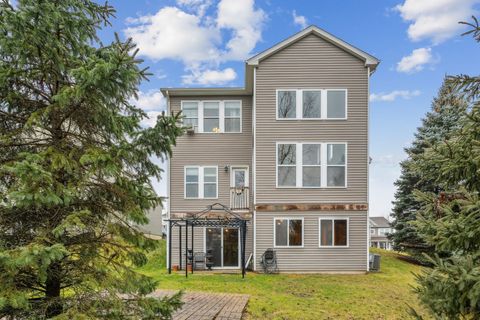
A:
[153, 290, 249, 320]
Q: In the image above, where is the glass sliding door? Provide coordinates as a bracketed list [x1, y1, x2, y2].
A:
[205, 228, 222, 267]
[205, 227, 239, 268]
[223, 228, 239, 267]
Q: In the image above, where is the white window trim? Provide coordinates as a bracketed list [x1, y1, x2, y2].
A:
[184, 166, 218, 199]
[318, 217, 350, 248]
[276, 142, 347, 189]
[273, 217, 304, 248]
[181, 100, 242, 134]
[276, 89, 348, 120]
[224, 100, 243, 133]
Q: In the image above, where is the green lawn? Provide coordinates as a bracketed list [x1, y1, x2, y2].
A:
[139, 241, 428, 319]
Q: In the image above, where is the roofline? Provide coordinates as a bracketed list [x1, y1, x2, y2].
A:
[160, 87, 251, 97]
[246, 25, 380, 71]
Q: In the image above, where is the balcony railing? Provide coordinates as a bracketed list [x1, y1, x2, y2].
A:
[229, 187, 249, 210]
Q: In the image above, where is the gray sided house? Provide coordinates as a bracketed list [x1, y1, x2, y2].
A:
[369, 217, 393, 250]
[162, 26, 379, 273]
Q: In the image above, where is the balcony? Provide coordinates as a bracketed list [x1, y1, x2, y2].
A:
[229, 187, 250, 210]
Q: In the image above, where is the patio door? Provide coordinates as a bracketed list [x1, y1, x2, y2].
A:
[205, 228, 239, 268]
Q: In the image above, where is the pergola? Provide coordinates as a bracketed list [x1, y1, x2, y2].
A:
[167, 203, 248, 278]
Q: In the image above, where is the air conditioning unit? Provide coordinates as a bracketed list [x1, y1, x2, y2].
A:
[186, 125, 198, 135]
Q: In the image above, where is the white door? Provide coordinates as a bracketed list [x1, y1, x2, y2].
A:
[231, 168, 248, 188]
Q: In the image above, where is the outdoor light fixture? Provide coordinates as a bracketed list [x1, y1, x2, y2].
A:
[224, 165, 230, 172]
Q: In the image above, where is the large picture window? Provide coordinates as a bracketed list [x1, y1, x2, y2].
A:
[181, 100, 242, 133]
[274, 218, 303, 247]
[276, 142, 347, 188]
[277, 89, 347, 120]
[319, 218, 348, 247]
[184, 166, 218, 199]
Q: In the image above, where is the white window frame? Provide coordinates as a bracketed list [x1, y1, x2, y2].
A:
[181, 100, 242, 133]
[276, 89, 347, 120]
[184, 166, 218, 199]
[273, 217, 304, 248]
[181, 101, 200, 130]
[378, 228, 390, 236]
[276, 142, 347, 188]
[370, 228, 375, 235]
[318, 217, 350, 248]
[224, 100, 242, 133]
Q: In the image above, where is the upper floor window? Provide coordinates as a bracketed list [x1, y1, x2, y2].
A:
[378, 228, 391, 236]
[181, 100, 242, 133]
[276, 142, 347, 188]
[274, 217, 303, 247]
[277, 89, 347, 120]
[182, 102, 198, 128]
[184, 166, 218, 199]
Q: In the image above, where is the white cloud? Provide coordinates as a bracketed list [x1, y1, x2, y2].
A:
[395, 0, 479, 44]
[176, 0, 212, 17]
[396, 47, 434, 73]
[217, 0, 266, 60]
[125, 1, 266, 85]
[124, 7, 221, 64]
[134, 90, 165, 111]
[292, 10, 307, 29]
[370, 89, 421, 102]
[140, 111, 164, 128]
[182, 67, 237, 85]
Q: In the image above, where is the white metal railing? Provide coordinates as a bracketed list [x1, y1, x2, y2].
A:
[229, 187, 249, 210]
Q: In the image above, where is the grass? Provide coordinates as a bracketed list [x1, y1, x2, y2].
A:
[139, 242, 429, 319]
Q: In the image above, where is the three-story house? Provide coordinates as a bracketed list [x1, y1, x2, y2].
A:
[162, 26, 379, 273]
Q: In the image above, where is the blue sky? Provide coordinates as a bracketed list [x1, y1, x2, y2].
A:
[101, 0, 480, 218]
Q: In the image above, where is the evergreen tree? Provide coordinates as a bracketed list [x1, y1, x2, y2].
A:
[411, 17, 480, 318]
[0, 0, 183, 318]
[390, 80, 468, 264]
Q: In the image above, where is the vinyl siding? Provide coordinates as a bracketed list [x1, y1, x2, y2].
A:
[255, 211, 368, 272]
[255, 33, 369, 204]
[169, 95, 253, 213]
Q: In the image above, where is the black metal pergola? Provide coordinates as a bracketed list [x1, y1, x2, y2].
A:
[167, 203, 248, 278]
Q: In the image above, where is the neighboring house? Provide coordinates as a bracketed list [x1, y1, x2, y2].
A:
[369, 217, 393, 250]
[162, 26, 379, 273]
[137, 206, 164, 238]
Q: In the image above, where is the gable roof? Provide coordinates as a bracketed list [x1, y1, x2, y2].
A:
[369, 217, 390, 228]
[246, 25, 380, 71]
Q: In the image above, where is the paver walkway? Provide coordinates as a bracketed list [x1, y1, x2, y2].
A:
[152, 290, 249, 320]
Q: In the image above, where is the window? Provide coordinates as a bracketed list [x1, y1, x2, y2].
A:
[184, 166, 217, 199]
[185, 167, 199, 198]
[277, 90, 296, 118]
[276, 142, 347, 188]
[327, 144, 346, 187]
[274, 218, 303, 247]
[277, 144, 296, 187]
[327, 90, 346, 119]
[203, 102, 220, 133]
[182, 102, 198, 128]
[224, 101, 241, 132]
[370, 228, 375, 235]
[181, 100, 242, 133]
[302, 144, 321, 187]
[277, 89, 347, 120]
[303, 90, 321, 118]
[378, 228, 391, 236]
[319, 218, 348, 247]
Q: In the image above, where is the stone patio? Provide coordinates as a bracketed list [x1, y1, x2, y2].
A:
[153, 290, 249, 320]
